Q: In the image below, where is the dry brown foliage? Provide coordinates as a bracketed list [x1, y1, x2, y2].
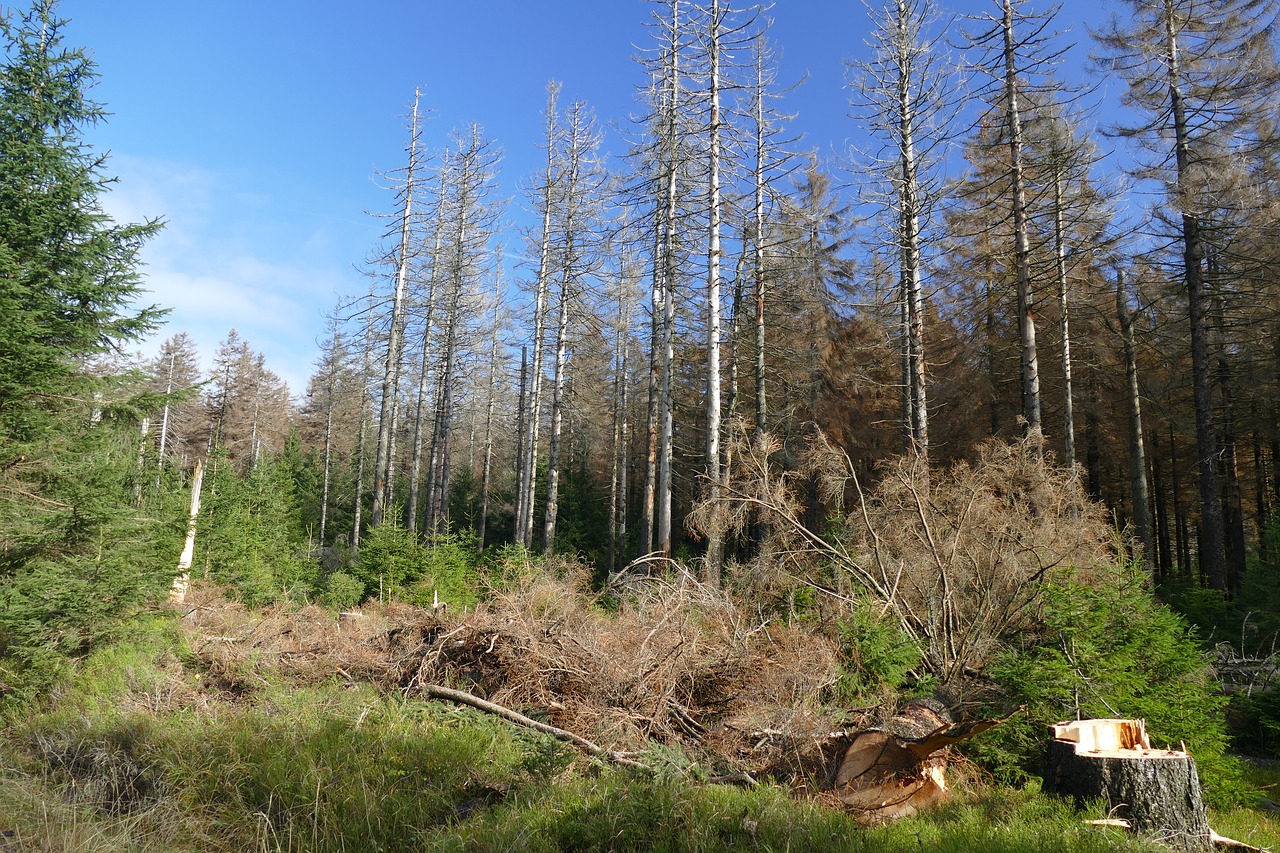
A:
[692, 428, 1117, 682]
[173, 574, 850, 774]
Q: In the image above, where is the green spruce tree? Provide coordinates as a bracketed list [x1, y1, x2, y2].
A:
[0, 0, 168, 693]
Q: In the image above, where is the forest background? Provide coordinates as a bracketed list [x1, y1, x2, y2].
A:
[4, 0, 1280, 847]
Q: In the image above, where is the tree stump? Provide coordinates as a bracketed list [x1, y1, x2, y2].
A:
[831, 698, 1015, 824]
[1043, 719, 1212, 852]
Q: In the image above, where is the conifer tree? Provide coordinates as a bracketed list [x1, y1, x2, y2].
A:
[1094, 0, 1280, 590]
[0, 0, 170, 683]
[0, 0, 162, 444]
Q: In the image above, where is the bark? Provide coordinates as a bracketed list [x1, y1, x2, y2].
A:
[657, 0, 681, 559]
[476, 284, 501, 554]
[1054, 170, 1076, 467]
[353, 288, 377, 550]
[544, 100, 600, 554]
[319, 402, 333, 544]
[406, 172, 445, 534]
[752, 36, 768, 441]
[897, 0, 928, 459]
[704, 0, 725, 580]
[1002, 0, 1042, 441]
[643, 217, 662, 556]
[1118, 272, 1154, 562]
[372, 89, 422, 528]
[1151, 428, 1174, 578]
[421, 683, 648, 769]
[543, 239, 572, 553]
[1044, 719, 1211, 852]
[1163, 4, 1226, 590]
[610, 269, 632, 574]
[517, 83, 559, 550]
[170, 458, 205, 605]
[157, 351, 174, 475]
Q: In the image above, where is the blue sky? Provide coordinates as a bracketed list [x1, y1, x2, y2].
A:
[63, 0, 1113, 394]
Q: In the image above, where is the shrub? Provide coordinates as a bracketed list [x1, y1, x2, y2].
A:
[353, 518, 479, 608]
[196, 452, 319, 605]
[835, 604, 924, 701]
[697, 432, 1114, 682]
[966, 562, 1246, 805]
[321, 571, 365, 610]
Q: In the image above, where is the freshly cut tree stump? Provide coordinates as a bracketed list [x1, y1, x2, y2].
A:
[1043, 718, 1212, 852]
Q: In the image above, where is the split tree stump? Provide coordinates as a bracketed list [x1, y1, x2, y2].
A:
[831, 698, 1015, 824]
[1043, 718, 1212, 852]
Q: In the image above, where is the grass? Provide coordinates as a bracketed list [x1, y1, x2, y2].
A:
[0, 609, 1276, 852]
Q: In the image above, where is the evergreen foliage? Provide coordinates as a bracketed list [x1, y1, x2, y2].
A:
[352, 517, 479, 608]
[968, 563, 1244, 804]
[0, 0, 162, 442]
[195, 450, 318, 606]
[0, 0, 173, 696]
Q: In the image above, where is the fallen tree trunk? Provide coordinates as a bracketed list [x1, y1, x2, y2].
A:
[421, 683, 649, 769]
[1044, 719, 1211, 852]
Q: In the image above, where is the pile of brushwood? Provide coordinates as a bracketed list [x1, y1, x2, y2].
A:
[178, 568, 858, 788]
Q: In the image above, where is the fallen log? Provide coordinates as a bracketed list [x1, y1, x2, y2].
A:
[1044, 718, 1211, 852]
[421, 683, 649, 769]
[831, 698, 1019, 824]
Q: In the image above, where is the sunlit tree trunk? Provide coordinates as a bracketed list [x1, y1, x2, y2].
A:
[372, 89, 424, 527]
[406, 169, 445, 534]
[517, 83, 560, 550]
[704, 0, 726, 580]
[1001, 0, 1042, 441]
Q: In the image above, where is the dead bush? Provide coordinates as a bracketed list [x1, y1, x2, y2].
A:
[692, 429, 1117, 683]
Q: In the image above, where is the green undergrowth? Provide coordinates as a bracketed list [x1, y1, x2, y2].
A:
[0, 610, 1277, 852]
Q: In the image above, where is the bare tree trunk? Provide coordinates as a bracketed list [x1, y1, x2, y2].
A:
[543, 247, 572, 554]
[657, 0, 681, 559]
[611, 265, 633, 574]
[514, 345, 527, 516]
[1218, 339, 1247, 594]
[704, 0, 725, 581]
[1162, 3, 1225, 589]
[1002, 0, 1042, 441]
[170, 459, 205, 605]
[319, 403, 333, 544]
[1118, 271, 1154, 563]
[476, 283, 501, 554]
[1150, 428, 1174, 578]
[643, 218, 662, 556]
[1171, 425, 1190, 580]
[353, 288, 377, 550]
[157, 351, 175, 481]
[517, 84, 560, 550]
[544, 101, 601, 554]
[1054, 171, 1076, 467]
[407, 173, 445, 535]
[897, 0, 928, 460]
[372, 90, 423, 528]
[753, 38, 768, 442]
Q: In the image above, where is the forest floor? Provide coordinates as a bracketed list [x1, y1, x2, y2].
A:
[0, 579, 1277, 852]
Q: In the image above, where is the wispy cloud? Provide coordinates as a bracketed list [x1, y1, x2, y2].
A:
[103, 155, 370, 397]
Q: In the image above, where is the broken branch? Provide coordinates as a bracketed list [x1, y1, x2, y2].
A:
[421, 683, 649, 769]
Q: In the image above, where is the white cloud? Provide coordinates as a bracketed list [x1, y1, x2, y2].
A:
[102, 155, 370, 397]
